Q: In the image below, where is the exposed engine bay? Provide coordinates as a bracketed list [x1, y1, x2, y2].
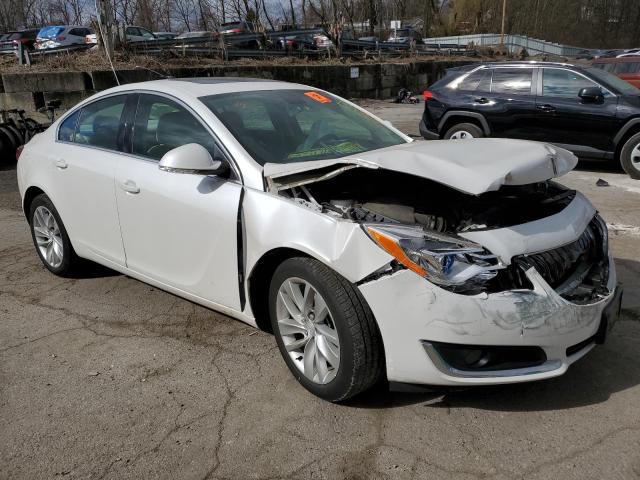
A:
[277, 168, 610, 303]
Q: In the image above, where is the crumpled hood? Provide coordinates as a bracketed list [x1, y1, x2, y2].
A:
[264, 138, 578, 195]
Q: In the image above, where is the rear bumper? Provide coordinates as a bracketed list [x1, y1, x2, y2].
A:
[358, 256, 619, 386]
[419, 118, 440, 140]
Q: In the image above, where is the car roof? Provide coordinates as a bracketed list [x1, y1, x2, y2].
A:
[102, 78, 314, 99]
[470, 61, 584, 69]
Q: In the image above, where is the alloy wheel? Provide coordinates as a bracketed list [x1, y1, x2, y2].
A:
[33, 206, 64, 268]
[631, 143, 640, 170]
[450, 130, 475, 140]
[276, 277, 340, 384]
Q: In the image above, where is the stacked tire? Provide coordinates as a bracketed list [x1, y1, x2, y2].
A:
[0, 123, 25, 167]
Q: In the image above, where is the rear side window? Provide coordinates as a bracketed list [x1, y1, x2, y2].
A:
[542, 69, 599, 97]
[491, 68, 533, 94]
[614, 63, 631, 74]
[74, 95, 127, 150]
[457, 69, 492, 91]
[58, 110, 80, 142]
[38, 26, 64, 39]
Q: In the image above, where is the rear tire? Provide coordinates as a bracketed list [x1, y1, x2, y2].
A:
[269, 257, 385, 402]
[29, 193, 80, 276]
[620, 132, 640, 180]
[444, 122, 483, 140]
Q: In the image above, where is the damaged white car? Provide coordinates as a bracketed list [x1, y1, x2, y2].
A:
[17, 79, 622, 401]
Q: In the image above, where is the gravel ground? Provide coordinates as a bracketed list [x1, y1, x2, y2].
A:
[1, 102, 639, 480]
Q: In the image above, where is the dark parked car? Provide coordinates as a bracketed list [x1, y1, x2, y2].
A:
[387, 28, 422, 44]
[0, 29, 39, 52]
[219, 21, 254, 35]
[420, 61, 640, 179]
[277, 32, 333, 50]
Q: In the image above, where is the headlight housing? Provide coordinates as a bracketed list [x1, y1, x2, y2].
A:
[363, 224, 504, 294]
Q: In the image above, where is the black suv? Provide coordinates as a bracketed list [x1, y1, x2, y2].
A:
[420, 61, 640, 179]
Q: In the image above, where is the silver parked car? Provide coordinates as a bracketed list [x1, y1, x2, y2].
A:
[35, 25, 94, 49]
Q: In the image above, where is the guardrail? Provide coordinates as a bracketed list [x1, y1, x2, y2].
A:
[422, 34, 585, 56]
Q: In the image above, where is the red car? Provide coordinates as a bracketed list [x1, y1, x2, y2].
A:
[592, 56, 640, 89]
[0, 29, 39, 52]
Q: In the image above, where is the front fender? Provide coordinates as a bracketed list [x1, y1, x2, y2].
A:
[243, 188, 393, 284]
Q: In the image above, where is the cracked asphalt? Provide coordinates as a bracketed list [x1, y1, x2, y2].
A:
[1, 102, 640, 480]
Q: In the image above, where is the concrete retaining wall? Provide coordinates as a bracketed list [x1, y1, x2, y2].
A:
[0, 60, 471, 116]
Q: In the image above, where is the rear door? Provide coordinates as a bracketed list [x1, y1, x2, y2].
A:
[46, 94, 131, 266]
[534, 67, 619, 156]
[475, 66, 539, 140]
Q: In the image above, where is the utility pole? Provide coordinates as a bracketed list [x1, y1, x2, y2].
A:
[500, 0, 507, 45]
[97, 0, 115, 58]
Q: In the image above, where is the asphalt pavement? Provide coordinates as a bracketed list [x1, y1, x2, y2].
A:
[1, 102, 639, 479]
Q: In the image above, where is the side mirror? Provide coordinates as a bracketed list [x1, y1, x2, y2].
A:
[158, 143, 229, 176]
[578, 86, 603, 102]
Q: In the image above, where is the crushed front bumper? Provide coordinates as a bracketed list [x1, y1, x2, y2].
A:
[358, 256, 620, 386]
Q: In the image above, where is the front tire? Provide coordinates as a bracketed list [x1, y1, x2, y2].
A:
[620, 132, 640, 179]
[443, 122, 483, 140]
[269, 257, 385, 402]
[29, 193, 80, 276]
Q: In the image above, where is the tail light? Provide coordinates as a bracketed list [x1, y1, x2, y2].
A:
[16, 145, 24, 162]
[57, 35, 66, 41]
[423, 90, 434, 101]
[229, 28, 242, 34]
[315, 36, 322, 45]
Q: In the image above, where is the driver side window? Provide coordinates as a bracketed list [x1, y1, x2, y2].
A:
[132, 94, 220, 161]
[542, 68, 603, 98]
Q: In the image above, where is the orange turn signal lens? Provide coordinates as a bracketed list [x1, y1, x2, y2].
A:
[365, 227, 426, 277]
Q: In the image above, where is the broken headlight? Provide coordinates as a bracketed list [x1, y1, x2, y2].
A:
[363, 224, 504, 293]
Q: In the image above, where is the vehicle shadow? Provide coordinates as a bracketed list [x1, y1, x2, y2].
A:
[74, 260, 122, 278]
[575, 158, 624, 174]
[348, 257, 640, 412]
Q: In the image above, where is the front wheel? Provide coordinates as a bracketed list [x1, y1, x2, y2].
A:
[269, 257, 385, 402]
[443, 122, 483, 140]
[620, 132, 640, 179]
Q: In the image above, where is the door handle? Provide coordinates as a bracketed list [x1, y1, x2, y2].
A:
[474, 97, 489, 104]
[120, 179, 140, 194]
[537, 104, 556, 113]
[54, 158, 68, 169]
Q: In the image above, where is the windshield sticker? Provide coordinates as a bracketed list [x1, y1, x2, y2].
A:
[304, 92, 332, 104]
[287, 141, 365, 160]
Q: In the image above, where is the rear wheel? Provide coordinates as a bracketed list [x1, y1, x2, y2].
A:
[269, 257, 385, 402]
[444, 122, 483, 140]
[620, 132, 640, 179]
[29, 194, 80, 276]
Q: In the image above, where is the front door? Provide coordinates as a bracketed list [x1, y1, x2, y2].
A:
[534, 67, 619, 157]
[114, 93, 242, 310]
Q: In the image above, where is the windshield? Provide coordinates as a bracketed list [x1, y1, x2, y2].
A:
[200, 89, 406, 165]
[587, 67, 640, 95]
[38, 26, 64, 39]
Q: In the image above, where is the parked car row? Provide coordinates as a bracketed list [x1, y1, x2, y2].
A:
[420, 61, 640, 179]
[575, 47, 640, 60]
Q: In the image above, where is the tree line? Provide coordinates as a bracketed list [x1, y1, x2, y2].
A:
[1, 0, 638, 48]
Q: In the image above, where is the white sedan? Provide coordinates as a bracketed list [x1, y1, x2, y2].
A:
[17, 79, 622, 401]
